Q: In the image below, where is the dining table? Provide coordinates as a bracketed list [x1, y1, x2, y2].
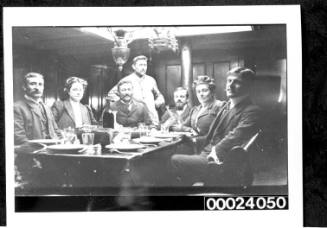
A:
[15, 129, 188, 196]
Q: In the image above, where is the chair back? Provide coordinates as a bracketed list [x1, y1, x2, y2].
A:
[244, 129, 261, 151]
[205, 130, 262, 188]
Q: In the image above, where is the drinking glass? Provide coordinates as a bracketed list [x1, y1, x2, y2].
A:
[160, 124, 169, 133]
[138, 123, 146, 137]
[108, 129, 117, 144]
[121, 132, 131, 144]
[62, 127, 78, 144]
[82, 132, 95, 145]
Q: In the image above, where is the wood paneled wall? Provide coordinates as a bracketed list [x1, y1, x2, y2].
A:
[13, 34, 286, 119]
[13, 46, 133, 119]
[88, 65, 118, 119]
[153, 49, 243, 106]
[153, 46, 286, 110]
[13, 47, 62, 106]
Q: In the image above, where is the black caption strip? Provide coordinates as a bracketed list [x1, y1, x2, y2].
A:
[204, 196, 288, 210]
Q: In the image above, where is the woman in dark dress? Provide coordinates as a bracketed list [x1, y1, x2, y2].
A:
[52, 76, 97, 129]
[179, 75, 223, 136]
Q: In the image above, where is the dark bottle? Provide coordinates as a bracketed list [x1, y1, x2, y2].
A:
[103, 109, 115, 128]
[102, 102, 116, 129]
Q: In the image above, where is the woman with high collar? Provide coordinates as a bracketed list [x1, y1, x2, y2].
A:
[51, 76, 97, 129]
[179, 75, 223, 136]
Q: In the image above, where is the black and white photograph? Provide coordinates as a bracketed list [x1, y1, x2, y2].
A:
[3, 6, 302, 228]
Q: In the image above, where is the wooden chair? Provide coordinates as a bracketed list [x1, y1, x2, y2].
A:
[204, 130, 261, 187]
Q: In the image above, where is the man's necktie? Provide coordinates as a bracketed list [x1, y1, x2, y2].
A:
[38, 102, 48, 121]
[38, 102, 50, 138]
[205, 101, 230, 144]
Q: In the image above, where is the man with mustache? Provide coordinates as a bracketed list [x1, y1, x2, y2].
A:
[171, 67, 261, 186]
[101, 80, 152, 128]
[14, 72, 61, 145]
[107, 55, 165, 126]
[161, 87, 191, 130]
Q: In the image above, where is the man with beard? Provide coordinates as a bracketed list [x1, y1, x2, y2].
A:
[171, 67, 261, 186]
[101, 80, 152, 128]
[107, 55, 165, 126]
[14, 72, 61, 145]
[161, 87, 191, 130]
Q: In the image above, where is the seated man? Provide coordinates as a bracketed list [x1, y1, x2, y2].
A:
[14, 72, 61, 145]
[161, 87, 191, 130]
[107, 55, 165, 126]
[101, 80, 152, 128]
[171, 67, 261, 186]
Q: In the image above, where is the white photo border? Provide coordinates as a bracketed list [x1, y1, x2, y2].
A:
[4, 6, 302, 228]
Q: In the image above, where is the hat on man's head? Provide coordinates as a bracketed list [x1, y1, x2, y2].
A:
[227, 67, 255, 82]
[132, 55, 148, 64]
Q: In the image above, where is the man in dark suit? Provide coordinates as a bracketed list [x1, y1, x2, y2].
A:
[107, 55, 165, 125]
[171, 67, 261, 186]
[14, 72, 61, 145]
[161, 87, 191, 130]
[101, 80, 152, 128]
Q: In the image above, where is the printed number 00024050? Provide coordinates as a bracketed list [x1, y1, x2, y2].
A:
[204, 196, 288, 210]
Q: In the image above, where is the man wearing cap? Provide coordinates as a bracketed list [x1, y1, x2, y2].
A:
[171, 67, 261, 186]
[107, 55, 165, 125]
[14, 72, 61, 145]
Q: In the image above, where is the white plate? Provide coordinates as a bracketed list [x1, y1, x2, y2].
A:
[47, 144, 86, 154]
[152, 132, 181, 138]
[106, 144, 146, 151]
[28, 139, 62, 145]
[170, 131, 194, 137]
[134, 137, 164, 144]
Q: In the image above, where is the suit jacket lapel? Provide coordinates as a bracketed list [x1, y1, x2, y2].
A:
[25, 98, 55, 136]
[196, 101, 214, 121]
[215, 105, 237, 134]
[63, 100, 76, 123]
[214, 97, 251, 135]
[205, 101, 228, 143]
[191, 106, 200, 128]
[42, 103, 55, 131]
[117, 100, 129, 116]
[42, 103, 51, 120]
[25, 98, 43, 119]
[128, 100, 138, 115]
[180, 105, 191, 121]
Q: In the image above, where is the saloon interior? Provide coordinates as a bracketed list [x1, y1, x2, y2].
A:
[13, 25, 287, 196]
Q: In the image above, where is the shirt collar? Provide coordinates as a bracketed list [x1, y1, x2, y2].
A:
[133, 72, 146, 80]
[200, 98, 215, 109]
[69, 98, 80, 106]
[230, 95, 248, 109]
[24, 94, 42, 104]
[120, 99, 133, 106]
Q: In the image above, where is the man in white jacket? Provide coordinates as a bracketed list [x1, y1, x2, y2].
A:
[107, 55, 165, 125]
